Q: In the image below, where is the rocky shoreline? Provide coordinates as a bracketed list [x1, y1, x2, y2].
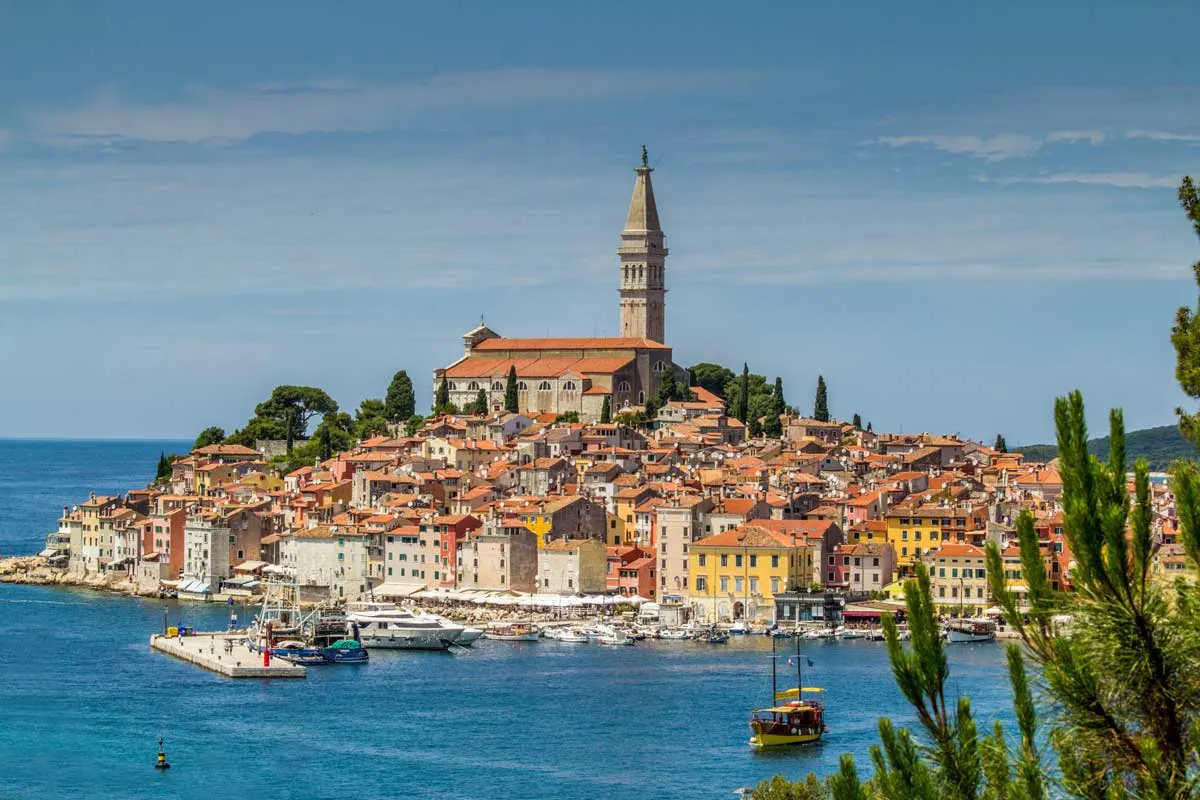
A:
[0, 555, 159, 598]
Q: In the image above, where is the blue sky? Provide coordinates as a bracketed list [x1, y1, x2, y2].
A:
[1, 1, 1198, 444]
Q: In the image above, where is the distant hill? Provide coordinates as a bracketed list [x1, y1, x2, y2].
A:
[1015, 424, 1194, 471]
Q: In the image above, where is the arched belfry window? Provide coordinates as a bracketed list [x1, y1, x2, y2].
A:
[467, 381, 480, 391]
[617, 381, 631, 394]
[491, 381, 503, 391]
[562, 381, 578, 392]
[517, 382, 529, 391]
[537, 381, 552, 391]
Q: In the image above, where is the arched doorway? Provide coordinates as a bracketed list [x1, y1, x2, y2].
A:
[733, 601, 745, 620]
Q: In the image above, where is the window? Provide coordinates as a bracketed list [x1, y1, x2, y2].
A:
[842, 556, 850, 566]
[749, 555, 757, 568]
[698, 554, 706, 567]
[720, 554, 728, 567]
[491, 381, 503, 391]
[467, 381, 480, 391]
[720, 576, 729, 593]
[771, 555, 779, 568]
[902, 547, 908, 557]
[617, 381, 631, 393]
[338, 553, 344, 561]
[517, 381, 529, 391]
[654, 361, 666, 372]
[537, 381, 552, 391]
[901, 530, 908, 540]
[951, 567, 958, 578]
[447, 382, 457, 391]
[734, 576, 744, 593]
[749, 577, 759, 594]
[770, 576, 779, 594]
[939, 567, 945, 577]
[562, 381, 577, 392]
[872, 557, 879, 566]
[696, 576, 707, 592]
[735, 554, 743, 568]
[914, 531, 922, 541]
[939, 586, 945, 597]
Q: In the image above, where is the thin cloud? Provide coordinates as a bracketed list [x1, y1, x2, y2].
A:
[980, 172, 1177, 189]
[1126, 129, 1200, 142]
[1045, 129, 1105, 144]
[874, 133, 1042, 161]
[26, 68, 752, 145]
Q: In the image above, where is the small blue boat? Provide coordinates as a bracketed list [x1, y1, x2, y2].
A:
[322, 639, 369, 664]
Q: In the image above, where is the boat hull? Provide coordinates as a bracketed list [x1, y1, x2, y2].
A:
[482, 633, 540, 642]
[748, 730, 823, 748]
[358, 632, 460, 650]
[947, 630, 996, 643]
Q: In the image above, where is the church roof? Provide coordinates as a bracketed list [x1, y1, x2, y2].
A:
[445, 355, 635, 379]
[625, 165, 661, 232]
[473, 337, 670, 352]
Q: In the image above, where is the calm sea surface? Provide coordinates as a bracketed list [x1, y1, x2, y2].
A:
[0, 440, 1015, 800]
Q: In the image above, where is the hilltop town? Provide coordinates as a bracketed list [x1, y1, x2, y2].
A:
[4, 152, 1188, 623]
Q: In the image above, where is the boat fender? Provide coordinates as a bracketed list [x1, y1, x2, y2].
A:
[791, 728, 799, 735]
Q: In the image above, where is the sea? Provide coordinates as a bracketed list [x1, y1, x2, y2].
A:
[0, 440, 1016, 800]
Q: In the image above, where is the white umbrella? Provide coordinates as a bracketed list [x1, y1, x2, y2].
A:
[625, 595, 650, 605]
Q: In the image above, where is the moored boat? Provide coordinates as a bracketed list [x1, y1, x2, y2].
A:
[322, 639, 370, 663]
[945, 619, 996, 643]
[482, 622, 541, 642]
[748, 633, 826, 748]
[347, 601, 466, 650]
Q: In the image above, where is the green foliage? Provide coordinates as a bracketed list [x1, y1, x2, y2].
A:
[657, 369, 688, 405]
[432, 402, 458, 417]
[986, 391, 1200, 798]
[192, 426, 225, 450]
[383, 370, 415, 423]
[470, 389, 489, 416]
[404, 415, 425, 437]
[154, 452, 174, 484]
[749, 414, 763, 437]
[1174, 176, 1200, 450]
[1014, 423, 1193, 470]
[228, 385, 338, 454]
[688, 362, 735, 400]
[813, 376, 830, 422]
[555, 411, 580, 423]
[750, 773, 829, 799]
[852, 413, 862, 429]
[599, 395, 612, 424]
[994, 434, 1008, 453]
[761, 377, 785, 437]
[354, 399, 390, 439]
[734, 363, 751, 422]
[504, 366, 519, 413]
[644, 396, 661, 420]
[614, 410, 647, 426]
[435, 377, 450, 411]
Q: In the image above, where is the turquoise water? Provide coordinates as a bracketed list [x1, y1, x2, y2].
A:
[0, 441, 1015, 799]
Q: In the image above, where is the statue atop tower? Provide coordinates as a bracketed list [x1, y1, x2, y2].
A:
[618, 146, 667, 343]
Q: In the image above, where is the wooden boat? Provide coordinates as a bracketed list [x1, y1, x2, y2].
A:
[748, 633, 826, 748]
[946, 619, 996, 643]
[482, 623, 541, 642]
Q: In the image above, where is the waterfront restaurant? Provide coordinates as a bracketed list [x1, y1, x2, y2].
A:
[772, 591, 846, 625]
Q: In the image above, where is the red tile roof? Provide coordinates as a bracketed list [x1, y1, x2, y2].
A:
[473, 337, 670, 351]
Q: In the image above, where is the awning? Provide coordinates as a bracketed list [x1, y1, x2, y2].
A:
[233, 560, 268, 573]
[843, 609, 884, 619]
[177, 579, 211, 594]
[222, 575, 259, 587]
[370, 582, 426, 598]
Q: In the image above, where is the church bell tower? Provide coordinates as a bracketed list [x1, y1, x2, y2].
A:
[618, 146, 667, 343]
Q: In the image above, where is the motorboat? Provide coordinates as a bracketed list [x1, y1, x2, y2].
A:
[347, 601, 466, 650]
[597, 629, 636, 646]
[697, 625, 729, 644]
[748, 634, 827, 748]
[729, 620, 751, 635]
[322, 639, 370, 663]
[556, 628, 590, 643]
[946, 619, 996, 643]
[482, 622, 541, 642]
[658, 628, 691, 640]
[840, 628, 866, 640]
[802, 627, 836, 640]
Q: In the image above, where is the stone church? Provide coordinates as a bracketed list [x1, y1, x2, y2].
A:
[435, 151, 684, 421]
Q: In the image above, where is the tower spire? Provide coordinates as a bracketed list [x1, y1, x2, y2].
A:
[618, 148, 667, 343]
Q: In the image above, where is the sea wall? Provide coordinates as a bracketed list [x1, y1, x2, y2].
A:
[0, 556, 159, 598]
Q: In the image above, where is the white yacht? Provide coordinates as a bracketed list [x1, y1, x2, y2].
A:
[346, 602, 466, 650]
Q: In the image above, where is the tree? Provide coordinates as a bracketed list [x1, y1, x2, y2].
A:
[354, 399, 390, 439]
[763, 377, 785, 437]
[734, 363, 751, 422]
[688, 362, 735, 400]
[154, 452, 172, 484]
[657, 369, 686, 406]
[867, 421, 873, 432]
[852, 413, 862, 429]
[471, 389, 489, 416]
[993, 434, 1008, 453]
[435, 378, 450, 412]
[813, 376, 830, 422]
[404, 415, 425, 437]
[750, 774, 829, 800]
[762, 410, 783, 438]
[555, 411, 580, 424]
[383, 370, 415, 423]
[1174, 176, 1200, 450]
[644, 396, 661, 420]
[772, 377, 786, 416]
[600, 395, 612, 424]
[192, 426, 225, 451]
[749, 414, 763, 437]
[228, 385, 338, 453]
[504, 366, 519, 413]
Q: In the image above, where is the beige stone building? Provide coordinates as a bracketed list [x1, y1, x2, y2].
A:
[537, 538, 607, 594]
[435, 152, 685, 421]
[457, 521, 538, 594]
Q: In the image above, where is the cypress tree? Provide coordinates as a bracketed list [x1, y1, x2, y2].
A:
[852, 412, 862, 429]
[474, 389, 488, 416]
[504, 366, 519, 413]
[734, 363, 750, 422]
[600, 395, 612, 424]
[435, 377, 450, 411]
[1173, 176, 1200, 449]
[658, 369, 679, 405]
[813, 375, 830, 422]
[748, 414, 763, 437]
[772, 377, 785, 416]
[994, 433, 1008, 453]
[383, 370, 416, 422]
[866, 421, 873, 432]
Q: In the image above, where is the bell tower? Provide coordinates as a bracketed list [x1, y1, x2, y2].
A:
[618, 146, 667, 343]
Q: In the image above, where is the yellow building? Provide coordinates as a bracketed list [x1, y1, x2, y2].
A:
[688, 524, 813, 623]
[924, 543, 989, 615]
[885, 501, 988, 577]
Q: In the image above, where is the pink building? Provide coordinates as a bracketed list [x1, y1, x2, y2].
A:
[606, 545, 657, 599]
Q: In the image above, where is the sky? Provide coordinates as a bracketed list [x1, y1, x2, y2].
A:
[1, 1, 1198, 444]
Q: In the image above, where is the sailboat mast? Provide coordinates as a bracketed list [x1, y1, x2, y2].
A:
[796, 627, 802, 692]
[771, 633, 777, 699]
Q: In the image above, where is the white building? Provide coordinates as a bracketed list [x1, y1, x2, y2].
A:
[279, 524, 371, 600]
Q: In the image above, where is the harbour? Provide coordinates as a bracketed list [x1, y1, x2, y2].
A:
[1, 580, 1014, 800]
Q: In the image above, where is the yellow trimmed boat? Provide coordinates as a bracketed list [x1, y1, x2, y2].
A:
[748, 634, 826, 747]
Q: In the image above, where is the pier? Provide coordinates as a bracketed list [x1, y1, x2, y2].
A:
[149, 632, 306, 678]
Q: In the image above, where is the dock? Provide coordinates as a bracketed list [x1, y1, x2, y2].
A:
[149, 632, 306, 678]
